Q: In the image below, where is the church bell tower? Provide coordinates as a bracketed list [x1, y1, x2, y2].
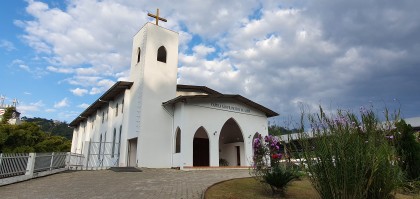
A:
[124, 10, 179, 168]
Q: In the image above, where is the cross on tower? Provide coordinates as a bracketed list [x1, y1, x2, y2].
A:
[147, 8, 167, 26]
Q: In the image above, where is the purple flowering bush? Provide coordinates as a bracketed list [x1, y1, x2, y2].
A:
[251, 133, 297, 195]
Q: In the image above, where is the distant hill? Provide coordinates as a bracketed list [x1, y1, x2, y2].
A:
[21, 117, 73, 140]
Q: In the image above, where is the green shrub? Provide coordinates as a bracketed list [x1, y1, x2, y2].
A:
[394, 120, 420, 181]
[219, 158, 229, 166]
[263, 165, 297, 194]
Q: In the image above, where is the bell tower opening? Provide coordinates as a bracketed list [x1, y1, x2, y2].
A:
[157, 46, 167, 63]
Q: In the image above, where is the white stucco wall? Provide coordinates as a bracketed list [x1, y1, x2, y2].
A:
[219, 142, 245, 166]
[70, 93, 126, 167]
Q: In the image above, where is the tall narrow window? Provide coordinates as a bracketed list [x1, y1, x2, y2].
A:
[137, 47, 141, 63]
[175, 128, 181, 153]
[103, 131, 107, 161]
[102, 112, 104, 123]
[112, 128, 116, 158]
[98, 134, 102, 160]
[157, 46, 167, 63]
[115, 103, 119, 117]
[121, 99, 124, 114]
[118, 125, 122, 159]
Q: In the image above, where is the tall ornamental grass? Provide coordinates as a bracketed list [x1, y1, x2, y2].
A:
[296, 107, 402, 199]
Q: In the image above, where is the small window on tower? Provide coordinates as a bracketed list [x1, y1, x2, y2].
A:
[157, 46, 167, 63]
[137, 47, 141, 63]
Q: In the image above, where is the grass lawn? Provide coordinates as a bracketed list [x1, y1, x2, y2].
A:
[204, 177, 420, 199]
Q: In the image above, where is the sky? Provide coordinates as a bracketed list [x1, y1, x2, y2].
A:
[0, 0, 419, 125]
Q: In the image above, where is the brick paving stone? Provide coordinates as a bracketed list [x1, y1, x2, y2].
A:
[0, 168, 251, 199]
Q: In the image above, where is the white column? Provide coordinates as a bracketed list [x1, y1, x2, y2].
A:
[25, 153, 36, 177]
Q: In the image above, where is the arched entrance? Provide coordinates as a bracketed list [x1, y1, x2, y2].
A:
[193, 126, 209, 166]
[219, 118, 244, 166]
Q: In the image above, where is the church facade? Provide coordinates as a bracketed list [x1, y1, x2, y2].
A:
[70, 22, 278, 169]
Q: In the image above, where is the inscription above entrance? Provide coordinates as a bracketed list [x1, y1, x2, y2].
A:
[210, 103, 251, 113]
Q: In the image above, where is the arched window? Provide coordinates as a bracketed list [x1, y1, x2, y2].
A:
[137, 47, 141, 63]
[157, 46, 167, 63]
[112, 128, 116, 158]
[175, 128, 181, 153]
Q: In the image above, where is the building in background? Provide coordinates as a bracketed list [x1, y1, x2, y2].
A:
[0, 97, 21, 125]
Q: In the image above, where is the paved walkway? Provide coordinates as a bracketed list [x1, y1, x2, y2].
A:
[0, 168, 251, 199]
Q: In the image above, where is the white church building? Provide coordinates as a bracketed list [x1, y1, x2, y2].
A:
[70, 20, 278, 169]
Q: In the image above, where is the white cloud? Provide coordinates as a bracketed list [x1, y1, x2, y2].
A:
[89, 87, 102, 95]
[47, 66, 73, 73]
[45, 109, 56, 112]
[54, 98, 69, 108]
[77, 103, 89, 109]
[89, 79, 115, 95]
[18, 100, 45, 113]
[192, 45, 215, 57]
[18, 64, 31, 72]
[70, 88, 88, 96]
[16, 0, 420, 122]
[0, 40, 16, 51]
[11, 59, 49, 78]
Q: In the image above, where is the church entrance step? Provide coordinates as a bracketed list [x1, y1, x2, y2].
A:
[108, 167, 142, 172]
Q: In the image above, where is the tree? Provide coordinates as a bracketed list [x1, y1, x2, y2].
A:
[24, 117, 73, 139]
[268, 124, 298, 136]
[394, 120, 420, 180]
[1, 107, 15, 124]
[0, 122, 71, 153]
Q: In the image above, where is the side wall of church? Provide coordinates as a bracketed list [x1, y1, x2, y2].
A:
[172, 99, 269, 167]
[71, 93, 126, 168]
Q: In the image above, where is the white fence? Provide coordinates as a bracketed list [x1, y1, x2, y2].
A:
[0, 146, 119, 186]
[0, 152, 68, 186]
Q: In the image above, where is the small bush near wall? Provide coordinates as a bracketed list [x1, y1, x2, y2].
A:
[250, 133, 298, 195]
[219, 158, 229, 166]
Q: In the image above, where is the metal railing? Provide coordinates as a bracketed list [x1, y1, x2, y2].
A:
[0, 152, 71, 186]
[0, 148, 118, 186]
[34, 152, 67, 172]
[67, 152, 85, 169]
[0, 153, 29, 179]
